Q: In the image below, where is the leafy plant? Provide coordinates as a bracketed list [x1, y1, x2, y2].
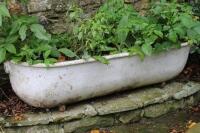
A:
[72, 0, 200, 63]
[187, 0, 200, 54]
[190, 0, 200, 18]
[0, 2, 77, 64]
[1, 0, 200, 65]
[0, 2, 52, 63]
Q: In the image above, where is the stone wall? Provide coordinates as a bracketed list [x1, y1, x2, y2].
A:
[23, 0, 148, 33]
[1, 82, 200, 133]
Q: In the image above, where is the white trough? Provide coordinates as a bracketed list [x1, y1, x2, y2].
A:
[4, 44, 190, 108]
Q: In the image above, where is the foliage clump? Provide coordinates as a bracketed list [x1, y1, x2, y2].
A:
[71, 0, 200, 62]
[0, 0, 200, 64]
[188, 0, 200, 53]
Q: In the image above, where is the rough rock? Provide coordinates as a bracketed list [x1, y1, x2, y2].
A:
[64, 116, 115, 133]
[27, 0, 52, 13]
[51, 104, 97, 123]
[92, 82, 199, 115]
[118, 110, 142, 124]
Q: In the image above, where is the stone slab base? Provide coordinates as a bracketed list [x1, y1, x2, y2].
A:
[1, 81, 200, 133]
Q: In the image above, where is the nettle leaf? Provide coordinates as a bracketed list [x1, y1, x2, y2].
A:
[117, 28, 129, 44]
[152, 6, 162, 15]
[50, 50, 61, 58]
[179, 14, 195, 29]
[145, 35, 158, 45]
[129, 46, 145, 60]
[9, 21, 21, 35]
[43, 50, 51, 59]
[44, 58, 57, 65]
[100, 45, 116, 52]
[193, 25, 200, 35]
[0, 4, 10, 17]
[5, 36, 18, 44]
[5, 44, 16, 54]
[19, 25, 27, 41]
[93, 56, 109, 64]
[0, 48, 6, 63]
[187, 29, 199, 40]
[59, 48, 76, 58]
[117, 16, 129, 43]
[173, 25, 186, 38]
[142, 43, 153, 56]
[30, 24, 46, 32]
[0, 14, 2, 27]
[168, 30, 177, 43]
[30, 24, 51, 41]
[12, 56, 23, 63]
[153, 30, 163, 38]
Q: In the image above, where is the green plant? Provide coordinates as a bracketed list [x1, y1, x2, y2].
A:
[0, 2, 77, 64]
[187, 0, 200, 54]
[191, 0, 200, 18]
[1, 0, 200, 65]
[149, 1, 200, 44]
[72, 0, 200, 63]
[72, 0, 147, 61]
[0, 2, 53, 63]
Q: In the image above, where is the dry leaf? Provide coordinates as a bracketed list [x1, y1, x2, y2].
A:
[58, 56, 66, 62]
[14, 114, 25, 121]
[90, 130, 100, 133]
[188, 122, 197, 129]
[59, 105, 66, 112]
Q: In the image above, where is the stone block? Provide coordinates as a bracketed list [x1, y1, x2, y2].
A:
[118, 110, 142, 124]
[64, 116, 114, 133]
[27, 0, 52, 13]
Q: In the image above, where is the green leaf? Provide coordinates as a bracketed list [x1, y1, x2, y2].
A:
[168, 30, 177, 43]
[153, 30, 163, 38]
[5, 36, 18, 44]
[44, 58, 57, 65]
[5, 44, 16, 54]
[9, 21, 21, 35]
[12, 56, 23, 63]
[152, 6, 162, 15]
[193, 25, 200, 35]
[145, 35, 158, 45]
[50, 50, 61, 58]
[19, 25, 27, 41]
[179, 14, 195, 29]
[100, 45, 116, 52]
[129, 46, 145, 60]
[93, 56, 109, 64]
[36, 44, 51, 51]
[117, 28, 129, 44]
[43, 50, 51, 59]
[187, 29, 199, 40]
[0, 14, 2, 27]
[173, 25, 186, 38]
[0, 4, 10, 17]
[58, 48, 76, 58]
[30, 24, 51, 41]
[0, 48, 6, 63]
[117, 16, 129, 44]
[30, 24, 46, 32]
[142, 43, 153, 56]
